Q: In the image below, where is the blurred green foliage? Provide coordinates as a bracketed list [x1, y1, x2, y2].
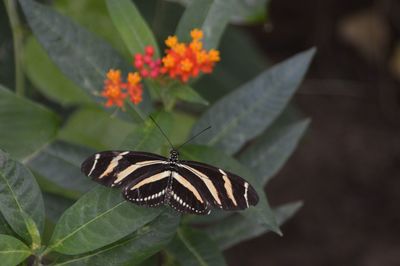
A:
[0, 0, 314, 265]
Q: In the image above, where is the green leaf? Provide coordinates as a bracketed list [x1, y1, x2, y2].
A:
[0, 150, 45, 243]
[24, 37, 91, 106]
[0, 86, 59, 160]
[175, 0, 212, 42]
[180, 145, 279, 233]
[0, 213, 14, 236]
[206, 201, 303, 250]
[169, 111, 196, 145]
[55, 210, 180, 266]
[43, 193, 74, 224]
[185, 209, 231, 226]
[239, 118, 310, 185]
[19, 0, 152, 112]
[54, 0, 131, 59]
[136, 256, 159, 266]
[34, 173, 80, 200]
[169, 84, 209, 106]
[170, 0, 269, 25]
[27, 141, 95, 196]
[120, 111, 174, 153]
[194, 26, 268, 102]
[167, 227, 226, 266]
[176, 0, 233, 49]
[106, 0, 160, 57]
[134, 0, 185, 46]
[47, 186, 162, 255]
[22, 213, 41, 251]
[175, 0, 233, 49]
[58, 106, 134, 150]
[191, 48, 316, 155]
[274, 201, 303, 223]
[0, 234, 31, 266]
[18, 0, 126, 98]
[229, 0, 269, 24]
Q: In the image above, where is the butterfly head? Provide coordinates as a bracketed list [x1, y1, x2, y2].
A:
[169, 149, 179, 162]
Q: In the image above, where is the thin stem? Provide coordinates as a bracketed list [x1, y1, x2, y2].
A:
[4, 0, 25, 96]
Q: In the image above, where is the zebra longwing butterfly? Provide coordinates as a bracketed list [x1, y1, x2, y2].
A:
[80, 118, 259, 215]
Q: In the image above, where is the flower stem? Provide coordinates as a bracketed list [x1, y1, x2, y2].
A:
[4, 0, 25, 96]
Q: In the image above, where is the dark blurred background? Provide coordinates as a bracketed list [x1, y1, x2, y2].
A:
[228, 0, 400, 265]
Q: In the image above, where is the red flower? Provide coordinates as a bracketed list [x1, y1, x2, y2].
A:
[133, 45, 161, 78]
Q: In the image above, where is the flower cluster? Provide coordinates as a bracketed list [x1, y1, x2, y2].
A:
[161, 29, 220, 82]
[134, 46, 161, 78]
[101, 29, 219, 108]
[101, 69, 142, 108]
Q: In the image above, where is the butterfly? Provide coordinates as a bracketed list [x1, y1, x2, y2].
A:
[80, 119, 259, 215]
[81, 149, 258, 215]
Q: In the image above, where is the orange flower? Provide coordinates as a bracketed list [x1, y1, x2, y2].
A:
[126, 72, 143, 104]
[162, 54, 176, 68]
[190, 40, 202, 51]
[161, 28, 220, 82]
[101, 69, 143, 108]
[190, 29, 203, 40]
[208, 49, 220, 62]
[165, 35, 178, 48]
[101, 29, 221, 108]
[127, 72, 141, 84]
[106, 69, 121, 83]
[196, 51, 208, 64]
[180, 58, 193, 72]
[102, 69, 126, 107]
[172, 43, 186, 56]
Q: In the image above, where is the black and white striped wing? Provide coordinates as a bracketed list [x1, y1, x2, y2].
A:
[168, 171, 210, 215]
[81, 151, 168, 188]
[123, 169, 211, 214]
[123, 167, 170, 208]
[176, 161, 259, 210]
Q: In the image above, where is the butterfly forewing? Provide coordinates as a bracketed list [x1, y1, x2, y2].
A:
[81, 151, 168, 188]
[177, 160, 259, 210]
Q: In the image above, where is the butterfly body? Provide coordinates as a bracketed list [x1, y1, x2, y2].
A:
[81, 149, 258, 215]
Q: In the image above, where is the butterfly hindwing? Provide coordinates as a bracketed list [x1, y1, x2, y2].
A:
[81, 151, 167, 188]
[168, 171, 210, 215]
[123, 167, 171, 207]
[177, 160, 259, 210]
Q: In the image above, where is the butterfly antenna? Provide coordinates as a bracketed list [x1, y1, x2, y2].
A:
[176, 126, 211, 150]
[149, 115, 175, 150]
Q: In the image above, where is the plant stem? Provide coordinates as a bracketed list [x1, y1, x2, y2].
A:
[39, 247, 52, 259]
[4, 0, 25, 96]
